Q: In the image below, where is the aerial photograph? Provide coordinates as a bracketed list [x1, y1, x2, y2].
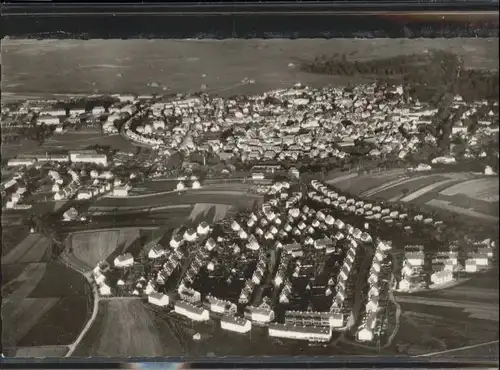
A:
[1, 38, 499, 359]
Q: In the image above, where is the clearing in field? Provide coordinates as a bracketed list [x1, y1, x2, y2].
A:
[2, 233, 51, 265]
[73, 300, 183, 357]
[440, 178, 499, 202]
[63, 228, 140, 272]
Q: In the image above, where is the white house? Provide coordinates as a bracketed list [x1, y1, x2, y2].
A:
[113, 186, 130, 197]
[37, 115, 60, 125]
[465, 259, 478, 273]
[99, 283, 112, 296]
[148, 292, 170, 307]
[220, 315, 252, 334]
[174, 301, 209, 321]
[329, 312, 344, 328]
[148, 244, 166, 259]
[430, 270, 454, 286]
[357, 327, 373, 342]
[197, 221, 210, 236]
[114, 253, 134, 268]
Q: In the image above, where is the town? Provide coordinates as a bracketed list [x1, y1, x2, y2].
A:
[2, 82, 498, 357]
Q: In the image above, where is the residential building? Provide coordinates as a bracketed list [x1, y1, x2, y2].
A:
[220, 315, 252, 334]
[113, 253, 134, 268]
[268, 323, 332, 342]
[174, 301, 209, 322]
[148, 292, 170, 307]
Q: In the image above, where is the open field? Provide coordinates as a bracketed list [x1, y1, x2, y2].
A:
[2, 39, 497, 99]
[2, 233, 52, 265]
[441, 178, 500, 202]
[63, 229, 140, 273]
[72, 300, 184, 357]
[325, 169, 499, 220]
[188, 203, 233, 224]
[1, 226, 30, 257]
[3, 346, 69, 358]
[42, 132, 136, 153]
[2, 298, 61, 348]
[331, 169, 407, 195]
[93, 190, 260, 210]
[28, 261, 91, 298]
[0, 132, 135, 160]
[2, 260, 93, 349]
[17, 296, 91, 347]
[2, 262, 47, 299]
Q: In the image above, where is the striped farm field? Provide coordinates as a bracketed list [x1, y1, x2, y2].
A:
[73, 300, 184, 357]
[440, 177, 499, 203]
[2, 233, 52, 265]
[368, 174, 451, 201]
[333, 169, 408, 194]
[427, 195, 499, 220]
[1, 260, 92, 350]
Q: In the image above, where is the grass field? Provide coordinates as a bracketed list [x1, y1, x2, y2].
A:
[368, 174, 450, 201]
[440, 178, 499, 202]
[2, 298, 61, 347]
[4, 346, 69, 357]
[188, 203, 232, 224]
[2, 233, 52, 265]
[17, 297, 91, 347]
[72, 300, 184, 357]
[43, 132, 135, 153]
[1, 226, 30, 257]
[63, 229, 140, 272]
[93, 190, 260, 210]
[3, 39, 497, 98]
[1, 259, 93, 349]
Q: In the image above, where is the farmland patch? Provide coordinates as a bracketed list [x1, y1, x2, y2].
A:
[2, 233, 51, 265]
[441, 178, 499, 202]
[426, 199, 498, 222]
[370, 175, 449, 201]
[1, 222, 29, 258]
[438, 194, 499, 217]
[72, 300, 183, 357]
[64, 229, 140, 272]
[28, 261, 91, 298]
[335, 171, 407, 195]
[41, 132, 135, 153]
[17, 297, 91, 347]
[2, 298, 60, 347]
[2, 263, 46, 299]
[6, 346, 69, 358]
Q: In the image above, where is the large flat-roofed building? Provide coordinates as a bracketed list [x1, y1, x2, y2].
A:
[174, 301, 209, 322]
[69, 150, 108, 166]
[244, 306, 275, 324]
[7, 158, 35, 167]
[284, 310, 331, 327]
[220, 315, 252, 334]
[268, 323, 332, 342]
[204, 295, 235, 315]
[148, 292, 170, 307]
